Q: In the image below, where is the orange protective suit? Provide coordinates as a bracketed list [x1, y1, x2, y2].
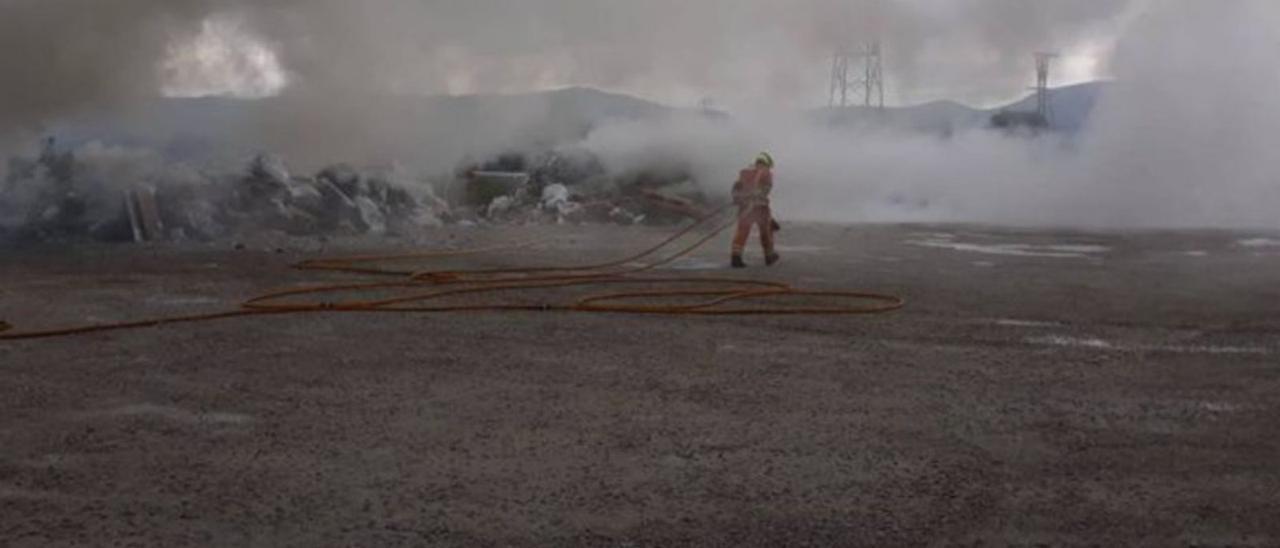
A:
[731, 165, 775, 257]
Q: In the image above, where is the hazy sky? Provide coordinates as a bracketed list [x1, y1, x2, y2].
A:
[5, 0, 1278, 231]
[0, 0, 1146, 134]
[162, 0, 1140, 109]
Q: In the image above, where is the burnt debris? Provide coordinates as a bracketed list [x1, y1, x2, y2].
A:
[1, 140, 712, 245]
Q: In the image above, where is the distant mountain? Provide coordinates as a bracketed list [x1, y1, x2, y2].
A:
[40, 82, 1111, 170]
[813, 81, 1110, 135]
[993, 81, 1110, 133]
[45, 87, 683, 168]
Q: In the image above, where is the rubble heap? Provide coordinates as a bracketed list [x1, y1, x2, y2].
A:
[454, 147, 712, 226]
[212, 156, 449, 239]
[1, 140, 718, 245]
[1, 142, 450, 244]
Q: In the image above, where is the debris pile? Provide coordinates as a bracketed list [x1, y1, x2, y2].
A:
[219, 157, 448, 238]
[454, 147, 712, 226]
[1, 141, 451, 244]
[1, 139, 716, 245]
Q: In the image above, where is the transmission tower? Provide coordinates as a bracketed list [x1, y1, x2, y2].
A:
[830, 52, 852, 108]
[1032, 52, 1059, 122]
[829, 41, 885, 109]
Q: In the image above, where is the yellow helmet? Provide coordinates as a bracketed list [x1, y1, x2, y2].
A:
[755, 151, 775, 168]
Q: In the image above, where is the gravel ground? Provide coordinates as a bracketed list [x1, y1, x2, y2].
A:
[2, 223, 1279, 546]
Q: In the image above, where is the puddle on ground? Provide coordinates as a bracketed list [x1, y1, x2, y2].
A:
[910, 232, 956, 240]
[1027, 335, 1114, 349]
[773, 245, 829, 253]
[994, 319, 1061, 328]
[1238, 238, 1280, 248]
[97, 404, 252, 425]
[909, 238, 1110, 259]
[1026, 335, 1270, 355]
[664, 257, 724, 271]
[1150, 345, 1271, 355]
[1200, 402, 1244, 413]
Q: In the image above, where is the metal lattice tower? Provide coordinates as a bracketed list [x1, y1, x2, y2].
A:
[830, 41, 885, 109]
[1032, 52, 1059, 122]
[830, 52, 852, 108]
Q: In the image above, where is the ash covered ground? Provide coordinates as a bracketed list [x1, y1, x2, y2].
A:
[2, 222, 1279, 546]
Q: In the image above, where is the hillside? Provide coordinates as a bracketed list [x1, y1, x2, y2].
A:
[39, 82, 1111, 170]
[994, 81, 1110, 133]
[46, 87, 681, 169]
[814, 81, 1109, 134]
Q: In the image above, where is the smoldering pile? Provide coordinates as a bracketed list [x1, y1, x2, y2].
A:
[451, 147, 712, 227]
[0, 139, 715, 245]
[0, 140, 449, 244]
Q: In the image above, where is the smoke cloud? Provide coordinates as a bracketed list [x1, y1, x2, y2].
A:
[0, 0, 1136, 174]
[579, 0, 1280, 229]
[2, 0, 1132, 126]
[3, 0, 1278, 230]
[0, 1, 215, 131]
[1073, 0, 1280, 228]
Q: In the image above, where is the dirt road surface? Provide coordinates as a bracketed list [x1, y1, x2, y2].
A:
[3, 223, 1279, 546]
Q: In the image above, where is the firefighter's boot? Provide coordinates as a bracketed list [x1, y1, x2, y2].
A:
[765, 252, 781, 266]
[731, 254, 746, 269]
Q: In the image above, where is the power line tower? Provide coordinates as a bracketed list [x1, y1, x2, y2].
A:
[829, 41, 885, 109]
[830, 51, 853, 108]
[863, 41, 885, 109]
[1032, 52, 1059, 122]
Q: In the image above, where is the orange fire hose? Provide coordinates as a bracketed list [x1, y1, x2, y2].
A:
[0, 205, 904, 341]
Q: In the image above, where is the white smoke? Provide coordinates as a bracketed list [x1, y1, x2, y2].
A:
[161, 14, 289, 99]
[579, 114, 1070, 225]
[1071, 0, 1280, 228]
[3, 0, 1278, 231]
[577, 0, 1280, 230]
[0, 0, 1130, 132]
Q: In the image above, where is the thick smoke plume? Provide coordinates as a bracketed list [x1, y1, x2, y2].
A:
[0, 1, 213, 133]
[1075, 0, 1280, 228]
[0, 0, 1133, 184]
[579, 1, 1280, 229]
[2, 0, 1130, 129]
[0, 0, 1134, 174]
[3, 0, 1278, 230]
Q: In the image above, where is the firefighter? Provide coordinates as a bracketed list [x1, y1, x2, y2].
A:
[730, 152, 780, 268]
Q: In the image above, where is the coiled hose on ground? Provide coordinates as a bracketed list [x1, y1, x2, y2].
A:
[0, 205, 904, 341]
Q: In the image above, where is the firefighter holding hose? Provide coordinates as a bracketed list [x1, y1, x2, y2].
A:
[730, 152, 781, 268]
